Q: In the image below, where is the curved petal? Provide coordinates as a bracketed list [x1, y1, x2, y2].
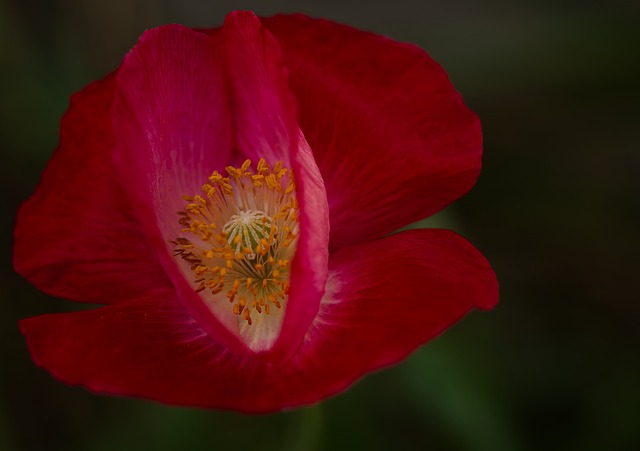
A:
[111, 25, 247, 354]
[307, 228, 499, 381]
[112, 25, 233, 240]
[270, 131, 329, 361]
[21, 229, 496, 413]
[20, 292, 310, 412]
[263, 15, 482, 249]
[13, 75, 172, 304]
[221, 12, 329, 359]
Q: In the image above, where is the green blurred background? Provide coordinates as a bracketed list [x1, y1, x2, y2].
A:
[2, 1, 639, 450]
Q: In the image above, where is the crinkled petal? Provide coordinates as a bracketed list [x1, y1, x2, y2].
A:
[20, 229, 496, 413]
[13, 75, 172, 304]
[263, 15, 482, 249]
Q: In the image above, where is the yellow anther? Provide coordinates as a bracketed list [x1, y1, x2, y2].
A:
[225, 166, 239, 177]
[257, 158, 268, 174]
[186, 204, 201, 215]
[264, 173, 274, 186]
[202, 183, 216, 197]
[285, 181, 295, 194]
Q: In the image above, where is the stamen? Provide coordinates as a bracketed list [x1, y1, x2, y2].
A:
[171, 159, 299, 326]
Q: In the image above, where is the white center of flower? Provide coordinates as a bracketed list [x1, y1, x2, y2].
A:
[171, 158, 298, 329]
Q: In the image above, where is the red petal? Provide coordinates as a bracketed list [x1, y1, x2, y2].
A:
[21, 229, 496, 413]
[13, 76, 172, 304]
[20, 292, 315, 412]
[263, 15, 483, 249]
[221, 11, 298, 164]
[306, 228, 499, 380]
[221, 12, 329, 359]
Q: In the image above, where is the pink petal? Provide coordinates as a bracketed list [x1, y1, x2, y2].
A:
[112, 25, 233, 242]
[263, 15, 483, 249]
[221, 12, 329, 359]
[21, 229, 496, 413]
[111, 25, 248, 353]
[13, 75, 172, 304]
[270, 131, 329, 361]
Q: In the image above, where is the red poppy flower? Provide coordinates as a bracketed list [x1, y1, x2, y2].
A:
[14, 11, 498, 413]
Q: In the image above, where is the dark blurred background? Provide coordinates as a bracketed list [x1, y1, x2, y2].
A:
[2, 1, 639, 450]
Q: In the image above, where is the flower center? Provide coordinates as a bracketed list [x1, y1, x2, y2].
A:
[171, 158, 299, 326]
[222, 209, 274, 260]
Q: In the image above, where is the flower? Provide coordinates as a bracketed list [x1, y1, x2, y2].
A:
[14, 11, 498, 413]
